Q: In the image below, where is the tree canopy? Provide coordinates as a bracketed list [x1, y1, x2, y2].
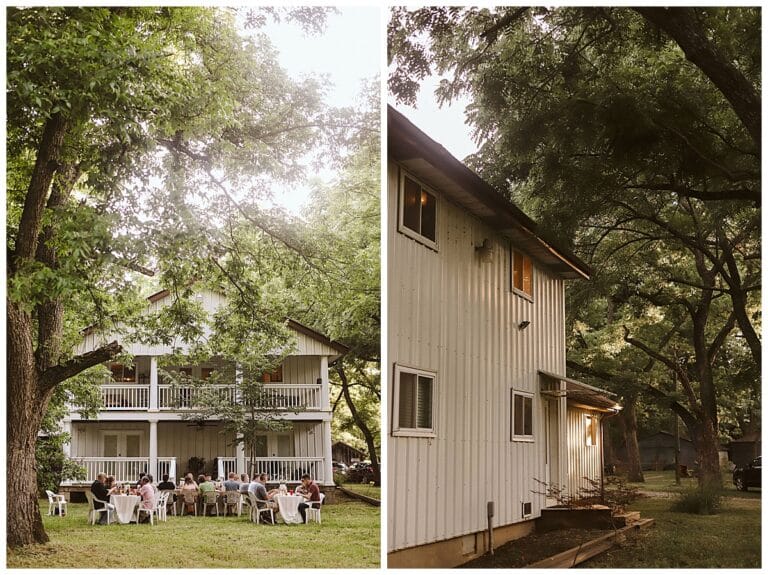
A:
[389, 6, 760, 488]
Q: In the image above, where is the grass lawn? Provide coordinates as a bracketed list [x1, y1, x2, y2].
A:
[626, 469, 762, 500]
[339, 482, 381, 501]
[8, 499, 380, 568]
[580, 491, 761, 568]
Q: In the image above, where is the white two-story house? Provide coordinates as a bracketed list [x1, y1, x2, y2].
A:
[62, 288, 346, 492]
[387, 106, 620, 567]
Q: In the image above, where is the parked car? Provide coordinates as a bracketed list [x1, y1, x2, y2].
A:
[733, 456, 761, 491]
[347, 461, 374, 483]
[332, 461, 348, 475]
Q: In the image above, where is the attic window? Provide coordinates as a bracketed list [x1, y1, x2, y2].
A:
[399, 172, 438, 249]
[511, 248, 533, 299]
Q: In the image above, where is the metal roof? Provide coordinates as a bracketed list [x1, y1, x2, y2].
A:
[388, 106, 590, 280]
[539, 369, 620, 412]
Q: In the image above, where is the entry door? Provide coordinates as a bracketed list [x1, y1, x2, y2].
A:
[102, 432, 143, 457]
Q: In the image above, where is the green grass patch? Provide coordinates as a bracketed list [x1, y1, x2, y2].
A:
[626, 470, 761, 500]
[340, 482, 381, 501]
[8, 499, 380, 568]
[579, 495, 761, 568]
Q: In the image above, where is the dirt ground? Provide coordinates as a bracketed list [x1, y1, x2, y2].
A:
[460, 528, 611, 568]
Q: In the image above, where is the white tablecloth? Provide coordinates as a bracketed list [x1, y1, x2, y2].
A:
[110, 494, 140, 524]
[275, 495, 305, 524]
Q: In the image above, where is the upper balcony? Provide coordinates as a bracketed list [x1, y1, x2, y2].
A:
[90, 382, 323, 411]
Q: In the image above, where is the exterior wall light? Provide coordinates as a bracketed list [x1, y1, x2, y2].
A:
[518, 320, 531, 330]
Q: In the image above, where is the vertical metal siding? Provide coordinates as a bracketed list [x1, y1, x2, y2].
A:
[388, 161, 567, 552]
[566, 407, 603, 497]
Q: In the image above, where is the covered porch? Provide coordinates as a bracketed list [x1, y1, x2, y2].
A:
[64, 419, 334, 485]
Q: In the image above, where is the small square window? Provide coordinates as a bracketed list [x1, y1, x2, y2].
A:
[511, 390, 534, 441]
[392, 364, 436, 437]
[399, 172, 438, 249]
[511, 248, 533, 299]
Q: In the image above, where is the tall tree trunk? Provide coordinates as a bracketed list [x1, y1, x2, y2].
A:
[619, 396, 644, 482]
[7, 301, 55, 547]
[335, 362, 380, 486]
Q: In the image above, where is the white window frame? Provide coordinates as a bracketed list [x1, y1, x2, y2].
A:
[585, 415, 599, 447]
[392, 364, 437, 438]
[511, 390, 535, 442]
[510, 247, 534, 302]
[398, 170, 439, 251]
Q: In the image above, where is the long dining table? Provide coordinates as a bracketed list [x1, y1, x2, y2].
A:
[274, 494, 305, 524]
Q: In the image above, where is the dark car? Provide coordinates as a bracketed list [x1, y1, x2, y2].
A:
[332, 461, 348, 475]
[347, 461, 374, 483]
[733, 456, 761, 491]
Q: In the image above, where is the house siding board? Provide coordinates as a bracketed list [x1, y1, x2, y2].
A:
[565, 407, 602, 497]
[388, 160, 566, 552]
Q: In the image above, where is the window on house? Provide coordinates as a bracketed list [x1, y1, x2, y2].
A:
[586, 415, 598, 446]
[511, 248, 533, 298]
[201, 367, 215, 381]
[259, 364, 283, 383]
[109, 363, 136, 383]
[392, 364, 436, 436]
[511, 390, 534, 441]
[399, 172, 438, 248]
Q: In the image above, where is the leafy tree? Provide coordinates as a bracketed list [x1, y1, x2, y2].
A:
[388, 6, 760, 489]
[7, 6, 344, 547]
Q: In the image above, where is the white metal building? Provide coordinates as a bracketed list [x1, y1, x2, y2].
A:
[64, 288, 346, 488]
[387, 106, 619, 567]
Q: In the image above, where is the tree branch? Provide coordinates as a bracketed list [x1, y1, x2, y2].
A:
[39, 341, 122, 391]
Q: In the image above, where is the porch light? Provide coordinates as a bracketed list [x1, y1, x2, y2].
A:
[518, 320, 531, 330]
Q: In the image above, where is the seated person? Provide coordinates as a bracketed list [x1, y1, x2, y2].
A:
[258, 473, 280, 500]
[157, 474, 176, 491]
[135, 472, 146, 488]
[90, 472, 116, 524]
[250, 475, 276, 524]
[146, 474, 158, 494]
[238, 474, 250, 494]
[297, 474, 321, 524]
[180, 476, 199, 514]
[198, 474, 216, 494]
[104, 475, 118, 495]
[137, 476, 156, 523]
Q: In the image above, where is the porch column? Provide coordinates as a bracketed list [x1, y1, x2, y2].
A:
[322, 420, 334, 485]
[236, 436, 246, 476]
[149, 356, 158, 411]
[149, 419, 158, 480]
[320, 356, 329, 410]
[61, 419, 72, 458]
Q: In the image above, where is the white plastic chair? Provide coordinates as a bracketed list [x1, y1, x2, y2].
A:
[84, 490, 113, 525]
[45, 490, 67, 517]
[248, 492, 274, 524]
[180, 490, 198, 516]
[305, 493, 325, 524]
[238, 491, 251, 517]
[155, 491, 169, 522]
[201, 490, 219, 517]
[160, 490, 177, 518]
[135, 498, 159, 525]
[223, 491, 240, 516]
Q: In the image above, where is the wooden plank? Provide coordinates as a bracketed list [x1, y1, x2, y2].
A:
[527, 518, 655, 568]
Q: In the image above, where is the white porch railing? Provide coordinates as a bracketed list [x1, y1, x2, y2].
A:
[68, 457, 177, 484]
[158, 384, 322, 411]
[246, 457, 325, 484]
[217, 457, 238, 480]
[71, 385, 150, 410]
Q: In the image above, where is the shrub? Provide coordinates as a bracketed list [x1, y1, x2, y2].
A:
[672, 484, 722, 515]
[333, 471, 346, 485]
[36, 435, 87, 494]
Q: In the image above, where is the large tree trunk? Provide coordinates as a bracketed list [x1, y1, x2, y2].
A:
[619, 396, 644, 482]
[336, 363, 380, 486]
[7, 301, 55, 547]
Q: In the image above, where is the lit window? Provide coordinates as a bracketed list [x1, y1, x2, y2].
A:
[392, 364, 436, 437]
[109, 363, 136, 383]
[399, 172, 438, 248]
[511, 249, 533, 298]
[511, 390, 533, 441]
[586, 415, 598, 446]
